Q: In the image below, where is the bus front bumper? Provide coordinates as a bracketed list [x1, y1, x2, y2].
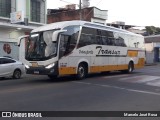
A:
[25, 62, 58, 75]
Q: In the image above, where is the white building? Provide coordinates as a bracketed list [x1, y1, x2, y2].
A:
[145, 35, 160, 64]
[0, 0, 47, 59]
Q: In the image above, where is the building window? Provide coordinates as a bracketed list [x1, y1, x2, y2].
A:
[0, 0, 11, 18]
[31, 0, 40, 22]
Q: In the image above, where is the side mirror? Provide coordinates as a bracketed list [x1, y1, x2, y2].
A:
[16, 35, 29, 46]
[52, 30, 67, 42]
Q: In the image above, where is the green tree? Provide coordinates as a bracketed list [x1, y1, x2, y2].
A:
[145, 26, 160, 35]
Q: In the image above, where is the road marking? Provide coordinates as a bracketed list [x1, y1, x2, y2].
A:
[147, 80, 160, 87]
[119, 75, 160, 83]
[102, 74, 129, 79]
[73, 81, 160, 96]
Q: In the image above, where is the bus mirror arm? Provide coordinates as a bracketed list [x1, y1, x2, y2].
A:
[52, 30, 67, 42]
[16, 35, 29, 47]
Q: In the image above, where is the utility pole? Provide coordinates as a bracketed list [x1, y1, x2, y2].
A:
[79, 0, 82, 20]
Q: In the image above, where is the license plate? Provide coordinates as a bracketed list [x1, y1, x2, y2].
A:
[31, 62, 38, 67]
[34, 71, 39, 74]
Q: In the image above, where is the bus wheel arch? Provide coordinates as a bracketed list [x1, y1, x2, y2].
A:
[76, 62, 88, 80]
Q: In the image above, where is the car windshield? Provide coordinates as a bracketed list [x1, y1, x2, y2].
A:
[25, 30, 58, 61]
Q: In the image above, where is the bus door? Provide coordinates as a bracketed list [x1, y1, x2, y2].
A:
[58, 26, 79, 75]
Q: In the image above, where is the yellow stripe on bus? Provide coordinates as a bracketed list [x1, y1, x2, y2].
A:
[59, 67, 76, 75]
[90, 65, 128, 73]
[59, 58, 145, 75]
[134, 58, 145, 69]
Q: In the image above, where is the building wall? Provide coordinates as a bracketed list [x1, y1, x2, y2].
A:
[91, 18, 106, 25]
[16, 0, 46, 24]
[145, 43, 154, 64]
[16, 0, 26, 16]
[40, 0, 46, 23]
[11, 0, 16, 12]
[48, 7, 107, 25]
[146, 51, 154, 64]
[145, 42, 160, 63]
[47, 7, 94, 23]
[93, 7, 107, 20]
[0, 0, 47, 59]
[145, 43, 154, 52]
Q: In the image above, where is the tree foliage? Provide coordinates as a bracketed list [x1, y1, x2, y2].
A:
[145, 26, 160, 35]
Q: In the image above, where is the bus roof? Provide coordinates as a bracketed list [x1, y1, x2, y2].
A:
[31, 20, 143, 37]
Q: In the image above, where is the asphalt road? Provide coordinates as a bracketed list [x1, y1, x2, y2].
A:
[1, 65, 160, 119]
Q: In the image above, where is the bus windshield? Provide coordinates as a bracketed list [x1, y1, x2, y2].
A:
[25, 30, 58, 61]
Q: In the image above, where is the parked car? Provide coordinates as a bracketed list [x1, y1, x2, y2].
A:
[0, 57, 25, 79]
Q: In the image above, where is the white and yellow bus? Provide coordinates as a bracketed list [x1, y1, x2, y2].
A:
[18, 20, 145, 79]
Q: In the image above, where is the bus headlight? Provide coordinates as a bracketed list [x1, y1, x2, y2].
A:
[45, 63, 55, 69]
[25, 64, 30, 69]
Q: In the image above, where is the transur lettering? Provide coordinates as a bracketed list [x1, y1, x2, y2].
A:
[96, 46, 120, 55]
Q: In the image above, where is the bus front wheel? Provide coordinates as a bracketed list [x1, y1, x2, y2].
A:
[76, 64, 87, 80]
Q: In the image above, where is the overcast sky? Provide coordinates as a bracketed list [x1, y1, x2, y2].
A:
[47, 0, 160, 27]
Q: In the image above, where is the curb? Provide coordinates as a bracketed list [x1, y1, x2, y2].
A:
[145, 63, 157, 66]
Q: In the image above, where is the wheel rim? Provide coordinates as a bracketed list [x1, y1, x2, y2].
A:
[14, 71, 21, 79]
[78, 66, 85, 78]
[129, 64, 133, 72]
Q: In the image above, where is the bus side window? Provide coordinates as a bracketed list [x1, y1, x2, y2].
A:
[102, 36, 108, 45]
[78, 33, 93, 47]
[96, 29, 102, 45]
[78, 27, 98, 47]
[108, 37, 115, 45]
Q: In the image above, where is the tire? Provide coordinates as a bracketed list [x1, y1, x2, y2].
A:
[48, 75, 57, 79]
[121, 62, 134, 74]
[101, 71, 110, 75]
[76, 64, 87, 80]
[13, 70, 21, 79]
[128, 62, 134, 73]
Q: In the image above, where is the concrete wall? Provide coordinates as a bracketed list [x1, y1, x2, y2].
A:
[0, 28, 25, 42]
[146, 52, 154, 64]
[93, 8, 107, 20]
[91, 18, 106, 25]
[145, 43, 154, 64]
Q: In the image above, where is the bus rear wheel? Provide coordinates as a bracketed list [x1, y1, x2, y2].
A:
[121, 62, 134, 74]
[76, 64, 87, 80]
